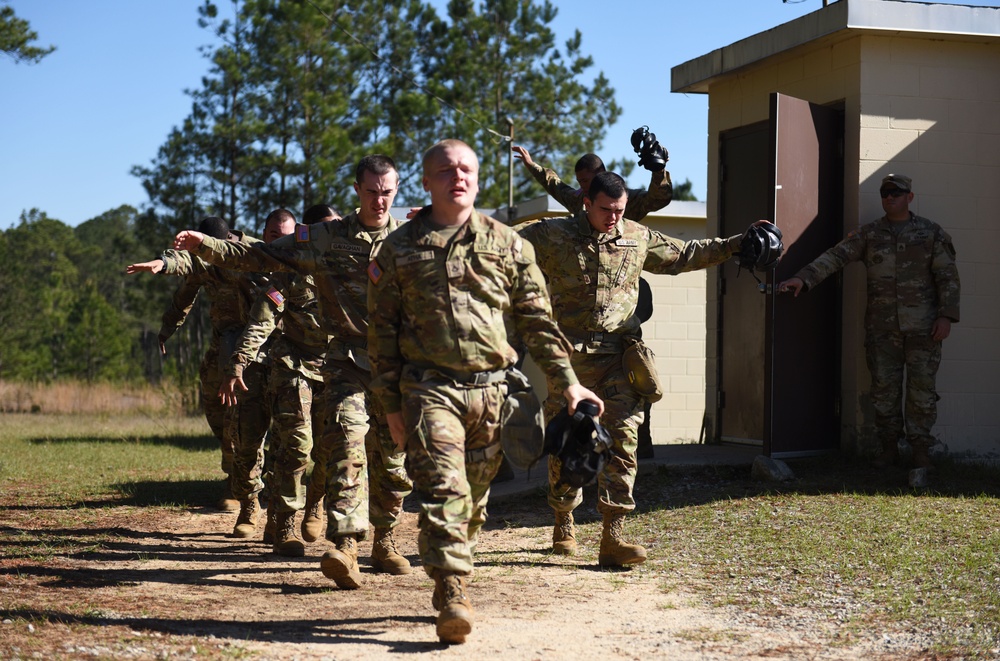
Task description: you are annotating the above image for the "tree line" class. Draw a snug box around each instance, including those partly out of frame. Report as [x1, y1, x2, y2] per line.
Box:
[2, 0, 696, 387]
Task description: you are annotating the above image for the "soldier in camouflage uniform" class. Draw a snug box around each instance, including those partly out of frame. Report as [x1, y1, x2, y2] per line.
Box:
[172, 156, 413, 588]
[779, 174, 960, 469]
[367, 139, 603, 645]
[127, 217, 264, 512]
[511, 144, 672, 221]
[520, 171, 745, 567]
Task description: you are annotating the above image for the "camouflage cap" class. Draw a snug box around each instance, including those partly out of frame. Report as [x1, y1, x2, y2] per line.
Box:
[881, 174, 912, 192]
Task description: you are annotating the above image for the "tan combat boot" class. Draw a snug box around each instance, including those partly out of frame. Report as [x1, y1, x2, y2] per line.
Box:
[434, 572, 474, 644]
[598, 513, 647, 567]
[320, 535, 362, 589]
[262, 491, 277, 544]
[232, 497, 261, 538]
[371, 527, 411, 575]
[217, 478, 240, 512]
[552, 511, 577, 556]
[300, 490, 324, 543]
[872, 439, 899, 469]
[273, 511, 306, 557]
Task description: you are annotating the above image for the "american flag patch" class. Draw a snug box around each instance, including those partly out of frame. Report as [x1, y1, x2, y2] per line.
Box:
[367, 260, 383, 284]
[266, 287, 285, 306]
[296, 224, 310, 242]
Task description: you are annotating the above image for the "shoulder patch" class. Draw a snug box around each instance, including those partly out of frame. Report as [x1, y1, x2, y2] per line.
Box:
[266, 287, 285, 306]
[367, 260, 383, 285]
[296, 224, 310, 243]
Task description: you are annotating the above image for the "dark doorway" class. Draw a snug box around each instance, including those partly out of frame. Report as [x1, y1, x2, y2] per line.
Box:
[717, 93, 844, 457]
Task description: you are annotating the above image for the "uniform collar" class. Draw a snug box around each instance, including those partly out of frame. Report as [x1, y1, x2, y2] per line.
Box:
[345, 210, 398, 240]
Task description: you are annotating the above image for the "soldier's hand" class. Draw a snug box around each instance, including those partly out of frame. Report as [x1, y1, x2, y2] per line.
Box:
[563, 384, 605, 417]
[511, 145, 534, 167]
[157, 334, 168, 356]
[778, 277, 805, 297]
[406, 207, 423, 220]
[174, 230, 206, 251]
[931, 317, 952, 342]
[219, 375, 247, 407]
[125, 259, 164, 275]
[386, 411, 407, 451]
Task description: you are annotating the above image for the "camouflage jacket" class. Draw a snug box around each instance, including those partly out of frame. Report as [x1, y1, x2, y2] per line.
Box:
[794, 214, 960, 333]
[520, 215, 740, 353]
[157, 231, 265, 339]
[228, 272, 330, 381]
[522, 159, 673, 221]
[191, 211, 399, 365]
[367, 207, 578, 414]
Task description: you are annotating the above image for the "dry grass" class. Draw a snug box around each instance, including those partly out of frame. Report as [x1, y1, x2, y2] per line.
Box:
[0, 379, 192, 416]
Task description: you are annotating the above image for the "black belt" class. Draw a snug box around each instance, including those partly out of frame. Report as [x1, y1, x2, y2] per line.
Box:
[421, 367, 507, 386]
[563, 329, 625, 346]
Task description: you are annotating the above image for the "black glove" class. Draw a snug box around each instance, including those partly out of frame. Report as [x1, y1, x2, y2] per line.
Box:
[630, 125, 668, 172]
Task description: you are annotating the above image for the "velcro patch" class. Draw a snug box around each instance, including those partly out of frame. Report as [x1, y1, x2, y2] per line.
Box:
[332, 241, 370, 255]
[296, 225, 310, 243]
[266, 287, 285, 306]
[367, 260, 383, 285]
[616, 239, 639, 247]
[396, 250, 434, 266]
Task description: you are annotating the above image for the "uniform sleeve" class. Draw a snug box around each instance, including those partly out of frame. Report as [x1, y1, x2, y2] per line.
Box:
[795, 231, 867, 291]
[521, 159, 584, 214]
[367, 245, 405, 414]
[509, 236, 578, 392]
[624, 169, 674, 221]
[643, 230, 740, 275]
[161, 248, 206, 277]
[932, 227, 961, 322]
[226, 284, 283, 377]
[194, 234, 305, 275]
[158, 276, 201, 340]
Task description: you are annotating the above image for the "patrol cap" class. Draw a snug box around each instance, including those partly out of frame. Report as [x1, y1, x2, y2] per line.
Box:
[880, 174, 912, 192]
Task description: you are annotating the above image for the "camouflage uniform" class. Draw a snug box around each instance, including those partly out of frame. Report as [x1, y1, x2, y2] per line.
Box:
[791, 213, 960, 451]
[520, 160, 673, 221]
[520, 215, 741, 516]
[229, 272, 330, 510]
[368, 207, 579, 576]
[160, 241, 273, 501]
[189, 213, 412, 539]
[157, 233, 263, 479]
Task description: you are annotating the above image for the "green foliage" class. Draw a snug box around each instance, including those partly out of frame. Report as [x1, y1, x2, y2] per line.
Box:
[673, 178, 698, 202]
[132, 0, 621, 221]
[0, 5, 55, 64]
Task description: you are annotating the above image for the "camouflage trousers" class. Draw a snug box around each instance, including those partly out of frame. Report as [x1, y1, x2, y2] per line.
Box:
[227, 361, 272, 500]
[865, 330, 942, 449]
[401, 370, 506, 577]
[319, 358, 411, 539]
[544, 352, 643, 517]
[267, 359, 325, 514]
[198, 342, 230, 476]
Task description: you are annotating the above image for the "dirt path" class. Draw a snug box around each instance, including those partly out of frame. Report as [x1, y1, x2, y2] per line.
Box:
[1, 496, 924, 660]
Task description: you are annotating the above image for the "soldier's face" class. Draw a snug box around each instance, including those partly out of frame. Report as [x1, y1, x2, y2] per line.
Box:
[584, 192, 627, 234]
[264, 217, 295, 243]
[576, 168, 598, 195]
[880, 186, 913, 219]
[422, 145, 479, 211]
[354, 170, 399, 228]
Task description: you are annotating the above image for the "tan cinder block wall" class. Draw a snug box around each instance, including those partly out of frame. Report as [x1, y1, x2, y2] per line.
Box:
[857, 35, 1000, 457]
[702, 31, 1000, 458]
[642, 216, 710, 443]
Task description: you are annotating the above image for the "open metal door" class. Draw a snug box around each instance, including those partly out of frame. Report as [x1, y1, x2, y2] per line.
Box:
[718, 94, 842, 456]
[765, 93, 843, 457]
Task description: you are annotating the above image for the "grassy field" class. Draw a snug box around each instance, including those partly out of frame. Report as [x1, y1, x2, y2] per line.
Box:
[2, 412, 999, 658]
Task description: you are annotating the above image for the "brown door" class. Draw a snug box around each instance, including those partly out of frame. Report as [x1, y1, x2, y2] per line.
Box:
[717, 94, 843, 456]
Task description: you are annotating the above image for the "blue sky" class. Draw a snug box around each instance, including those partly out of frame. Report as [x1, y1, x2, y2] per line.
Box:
[1, 0, 994, 229]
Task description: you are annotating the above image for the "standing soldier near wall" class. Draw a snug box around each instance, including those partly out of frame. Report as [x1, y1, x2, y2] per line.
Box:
[779, 174, 960, 469]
